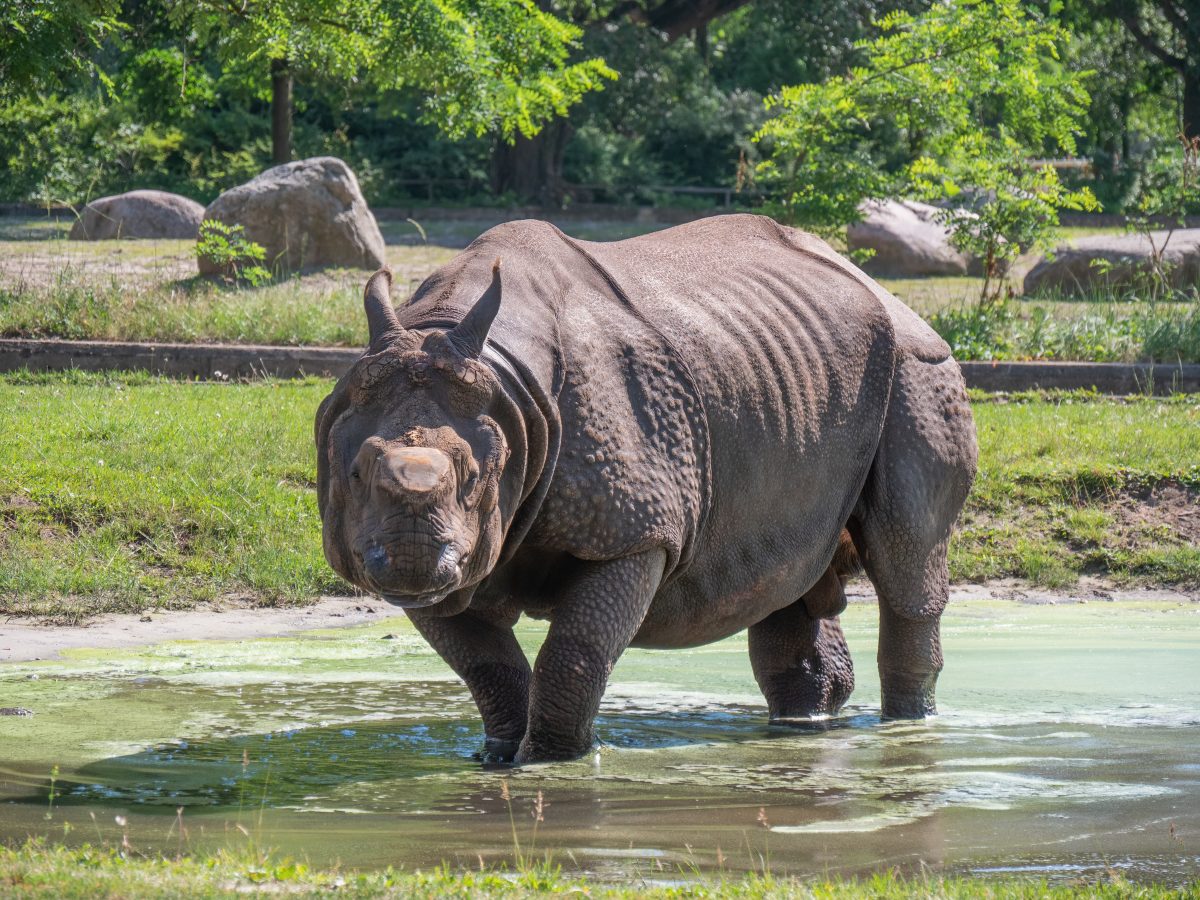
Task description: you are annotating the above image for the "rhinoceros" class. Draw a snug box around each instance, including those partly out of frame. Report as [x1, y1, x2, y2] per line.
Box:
[316, 215, 977, 764]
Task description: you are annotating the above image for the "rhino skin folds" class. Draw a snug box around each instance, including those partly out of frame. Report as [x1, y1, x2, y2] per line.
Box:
[315, 214, 978, 764]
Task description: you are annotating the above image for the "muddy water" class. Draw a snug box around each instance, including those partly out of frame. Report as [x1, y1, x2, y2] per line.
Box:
[1, 600, 1197, 883]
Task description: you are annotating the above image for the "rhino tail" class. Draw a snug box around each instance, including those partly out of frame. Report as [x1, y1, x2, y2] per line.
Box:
[831, 528, 863, 583]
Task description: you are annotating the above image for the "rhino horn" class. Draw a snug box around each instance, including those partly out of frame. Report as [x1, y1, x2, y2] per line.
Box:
[364, 268, 403, 348]
[448, 259, 502, 358]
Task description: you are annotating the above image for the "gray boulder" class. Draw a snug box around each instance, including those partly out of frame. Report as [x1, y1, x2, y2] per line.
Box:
[69, 190, 204, 240]
[848, 199, 972, 277]
[200, 157, 385, 275]
[1024, 230, 1200, 296]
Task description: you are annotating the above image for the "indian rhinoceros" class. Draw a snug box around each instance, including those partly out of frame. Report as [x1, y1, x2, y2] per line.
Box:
[315, 215, 977, 764]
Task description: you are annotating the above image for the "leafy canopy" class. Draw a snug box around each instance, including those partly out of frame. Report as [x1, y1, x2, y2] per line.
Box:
[173, 0, 617, 140]
[755, 0, 1099, 300]
[0, 0, 123, 99]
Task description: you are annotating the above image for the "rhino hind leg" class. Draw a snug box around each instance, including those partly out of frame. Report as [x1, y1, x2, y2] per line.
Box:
[849, 356, 977, 719]
[748, 566, 855, 720]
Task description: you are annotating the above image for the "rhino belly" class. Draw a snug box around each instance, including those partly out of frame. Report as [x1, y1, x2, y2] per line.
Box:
[631, 454, 868, 649]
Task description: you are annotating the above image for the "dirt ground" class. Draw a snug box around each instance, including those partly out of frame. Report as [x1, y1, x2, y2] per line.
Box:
[0, 596, 392, 663]
[2, 581, 1194, 664]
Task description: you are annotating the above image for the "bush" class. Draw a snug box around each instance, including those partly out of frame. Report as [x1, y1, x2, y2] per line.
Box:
[755, 0, 1098, 303]
[195, 221, 271, 286]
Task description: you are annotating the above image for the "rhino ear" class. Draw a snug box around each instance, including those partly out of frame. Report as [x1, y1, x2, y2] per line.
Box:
[364, 268, 402, 347]
[448, 259, 502, 358]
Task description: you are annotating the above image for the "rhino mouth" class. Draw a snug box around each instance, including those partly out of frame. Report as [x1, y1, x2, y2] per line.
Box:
[359, 540, 465, 606]
[381, 589, 454, 609]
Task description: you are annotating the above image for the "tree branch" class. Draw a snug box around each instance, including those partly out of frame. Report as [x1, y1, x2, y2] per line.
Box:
[1115, 5, 1186, 71]
[1154, 0, 1190, 38]
[605, 0, 754, 41]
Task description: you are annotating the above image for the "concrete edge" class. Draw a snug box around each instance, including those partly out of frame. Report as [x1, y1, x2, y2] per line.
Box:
[0, 338, 360, 380]
[1, 338, 1198, 394]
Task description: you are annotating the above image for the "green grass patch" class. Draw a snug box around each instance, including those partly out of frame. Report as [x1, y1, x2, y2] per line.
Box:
[0, 841, 1191, 899]
[926, 299, 1200, 363]
[0, 236, 457, 346]
[0, 373, 349, 621]
[952, 390, 1200, 587]
[0, 376, 1197, 621]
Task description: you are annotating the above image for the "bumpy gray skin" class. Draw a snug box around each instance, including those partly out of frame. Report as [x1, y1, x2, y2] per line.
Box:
[316, 215, 978, 764]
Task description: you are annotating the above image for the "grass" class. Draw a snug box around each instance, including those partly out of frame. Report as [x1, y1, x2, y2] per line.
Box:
[0, 841, 1193, 899]
[0, 373, 1196, 621]
[955, 389, 1200, 588]
[2, 217, 1198, 360]
[0, 372, 348, 620]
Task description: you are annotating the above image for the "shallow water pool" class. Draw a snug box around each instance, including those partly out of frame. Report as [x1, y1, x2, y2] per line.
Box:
[1, 599, 1197, 883]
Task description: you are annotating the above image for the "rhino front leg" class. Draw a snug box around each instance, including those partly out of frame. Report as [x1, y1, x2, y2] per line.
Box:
[516, 550, 666, 764]
[407, 609, 531, 762]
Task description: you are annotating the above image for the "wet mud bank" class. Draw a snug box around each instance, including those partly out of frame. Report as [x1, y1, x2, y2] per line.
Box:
[3, 582, 1195, 664]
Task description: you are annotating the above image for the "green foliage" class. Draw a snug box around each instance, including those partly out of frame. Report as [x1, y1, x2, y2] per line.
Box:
[1120, 134, 1200, 304]
[0, 1, 616, 206]
[0, 73, 269, 204]
[912, 144, 1099, 303]
[927, 298, 1200, 363]
[195, 221, 271, 286]
[173, 0, 616, 142]
[564, 25, 768, 196]
[0, 1, 122, 99]
[755, 0, 1099, 301]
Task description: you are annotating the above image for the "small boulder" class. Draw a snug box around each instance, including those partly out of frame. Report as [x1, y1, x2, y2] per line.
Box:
[1023, 230, 1200, 296]
[200, 157, 385, 275]
[848, 199, 972, 277]
[69, 190, 204, 241]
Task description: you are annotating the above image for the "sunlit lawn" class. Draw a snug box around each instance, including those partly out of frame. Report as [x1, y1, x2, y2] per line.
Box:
[1, 840, 1188, 899]
[1, 372, 1195, 622]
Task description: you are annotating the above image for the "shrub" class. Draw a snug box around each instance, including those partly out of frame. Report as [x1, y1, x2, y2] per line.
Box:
[755, 0, 1098, 303]
[195, 221, 271, 286]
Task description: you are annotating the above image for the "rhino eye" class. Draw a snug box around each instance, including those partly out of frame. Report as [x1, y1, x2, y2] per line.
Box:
[350, 467, 362, 481]
[462, 471, 479, 495]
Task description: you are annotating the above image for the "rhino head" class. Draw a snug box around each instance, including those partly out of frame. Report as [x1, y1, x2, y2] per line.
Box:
[316, 262, 510, 610]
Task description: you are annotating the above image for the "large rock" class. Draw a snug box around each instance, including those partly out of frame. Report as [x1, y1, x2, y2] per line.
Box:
[200, 157, 385, 275]
[69, 190, 204, 240]
[848, 199, 972, 277]
[1024, 230, 1200, 296]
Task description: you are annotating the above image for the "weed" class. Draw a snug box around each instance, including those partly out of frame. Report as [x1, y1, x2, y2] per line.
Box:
[194, 221, 271, 287]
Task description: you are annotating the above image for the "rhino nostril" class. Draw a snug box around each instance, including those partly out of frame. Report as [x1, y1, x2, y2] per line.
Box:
[363, 545, 390, 577]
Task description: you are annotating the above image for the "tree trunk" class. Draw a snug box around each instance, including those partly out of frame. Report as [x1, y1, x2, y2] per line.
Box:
[271, 58, 293, 165]
[1183, 66, 1200, 140]
[489, 120, 574, 206]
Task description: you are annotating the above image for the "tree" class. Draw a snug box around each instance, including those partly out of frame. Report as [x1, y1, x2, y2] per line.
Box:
[1096, 0, 1200, 138]
[489, 0, 756, 203]
[755, 0, 1098, 303]
[172, 0, 616, 165]
[1, 0, 122, 99]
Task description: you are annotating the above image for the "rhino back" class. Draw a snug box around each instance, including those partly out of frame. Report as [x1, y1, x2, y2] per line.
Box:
[402, 217, 899, 644]
[573, 216, 897, 644]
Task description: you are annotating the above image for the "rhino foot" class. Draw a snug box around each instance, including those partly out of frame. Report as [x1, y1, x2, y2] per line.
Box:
[879, 670, 938, 719]
[749, 604, 855, 721]
[475, 736, 521, 766]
